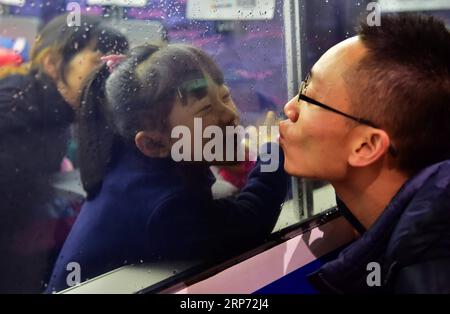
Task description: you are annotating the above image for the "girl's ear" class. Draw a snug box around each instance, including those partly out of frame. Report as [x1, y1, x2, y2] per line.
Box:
[135, 131, 171, 158]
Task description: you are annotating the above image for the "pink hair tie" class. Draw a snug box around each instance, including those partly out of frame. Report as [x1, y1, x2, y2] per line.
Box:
[101, 54, 127, 72]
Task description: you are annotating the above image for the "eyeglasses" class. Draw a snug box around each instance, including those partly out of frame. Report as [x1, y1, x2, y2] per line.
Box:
[298, 74, 398, 157]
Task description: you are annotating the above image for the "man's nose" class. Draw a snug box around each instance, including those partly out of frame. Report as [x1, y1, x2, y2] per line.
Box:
[284, 97, 299, 123]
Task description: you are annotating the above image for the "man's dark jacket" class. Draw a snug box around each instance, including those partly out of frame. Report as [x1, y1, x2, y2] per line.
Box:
[310, 160, 450, 294]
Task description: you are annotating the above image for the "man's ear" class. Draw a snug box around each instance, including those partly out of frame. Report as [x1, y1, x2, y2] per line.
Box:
[41, 53, 60, 81]
[348, 129, 390, 167]
[135, 131, 171, 158]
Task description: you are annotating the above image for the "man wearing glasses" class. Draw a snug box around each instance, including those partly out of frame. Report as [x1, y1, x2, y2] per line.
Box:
[279, 14, 450, 293]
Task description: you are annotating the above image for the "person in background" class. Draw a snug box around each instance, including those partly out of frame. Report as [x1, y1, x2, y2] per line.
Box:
[0, 14, 128, 293]
[280, 14, 450, 293]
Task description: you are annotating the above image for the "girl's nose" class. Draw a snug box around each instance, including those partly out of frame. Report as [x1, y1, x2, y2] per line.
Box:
[219, 102, 239, 126]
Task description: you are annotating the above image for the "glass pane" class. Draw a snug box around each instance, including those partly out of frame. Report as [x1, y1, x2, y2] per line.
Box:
[0, 0, 291, 293]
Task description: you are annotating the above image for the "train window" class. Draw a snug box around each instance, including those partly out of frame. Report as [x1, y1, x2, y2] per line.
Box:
[0, 0, 293, 293]
[1, 0, 448, 295]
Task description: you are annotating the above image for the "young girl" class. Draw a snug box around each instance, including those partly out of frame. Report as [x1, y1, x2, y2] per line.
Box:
[47, 44, 287, 292]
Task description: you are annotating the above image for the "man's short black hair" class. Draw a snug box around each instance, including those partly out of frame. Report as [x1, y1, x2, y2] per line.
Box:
[348, 13, 450, 175]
